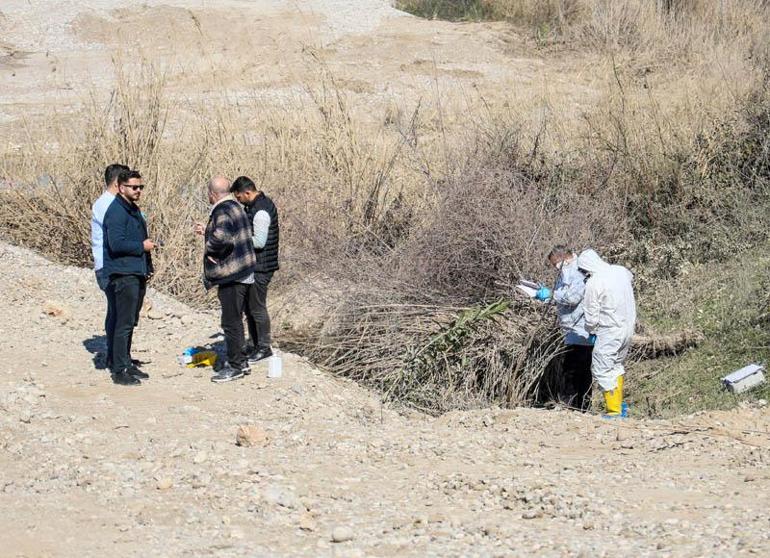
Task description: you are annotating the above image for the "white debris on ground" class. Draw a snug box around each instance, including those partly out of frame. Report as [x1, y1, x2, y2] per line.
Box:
[1, 240, 769, 556]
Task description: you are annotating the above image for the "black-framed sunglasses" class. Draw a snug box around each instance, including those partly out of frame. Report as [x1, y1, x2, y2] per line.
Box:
[125, 184, 145, 191]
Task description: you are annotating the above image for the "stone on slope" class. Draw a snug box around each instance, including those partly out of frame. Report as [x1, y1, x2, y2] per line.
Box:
[236, 425, 269, 447]
[331, 525, 355, 543]
[193, 450, 208, 464]
[263, 485, 302, 509]
[299, 512, 318, 532]
[146, 309, 164, 320]
[42, 301, 70, 320]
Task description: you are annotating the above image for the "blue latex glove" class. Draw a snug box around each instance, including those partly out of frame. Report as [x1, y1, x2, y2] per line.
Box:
[588, 334, 597, 345]
[535, 286, 552, 301]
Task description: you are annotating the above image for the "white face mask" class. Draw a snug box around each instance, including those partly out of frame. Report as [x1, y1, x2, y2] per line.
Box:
[552, 258, 567, 271]
[552, 254, 574, 270]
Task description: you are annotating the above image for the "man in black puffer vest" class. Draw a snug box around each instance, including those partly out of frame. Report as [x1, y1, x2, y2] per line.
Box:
[230, 176, 279, 364]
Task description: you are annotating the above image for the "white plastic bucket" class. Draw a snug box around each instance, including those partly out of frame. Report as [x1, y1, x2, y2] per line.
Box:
[267, 355, 282, 378]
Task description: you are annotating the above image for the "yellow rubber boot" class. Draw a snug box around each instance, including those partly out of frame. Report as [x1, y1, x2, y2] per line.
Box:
[602, 375, 624, 416]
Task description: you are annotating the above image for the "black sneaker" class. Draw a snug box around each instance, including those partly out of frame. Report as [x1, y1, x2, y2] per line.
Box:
[129, 366, 149, 380]
[112, 368, 141, 386]
[107, 358, 144, 369]
[211, 365, 245, 384]
[247, 347, 273, 364]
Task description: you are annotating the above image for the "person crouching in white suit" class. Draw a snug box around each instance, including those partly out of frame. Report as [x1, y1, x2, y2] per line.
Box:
[576, 249, 637, 417]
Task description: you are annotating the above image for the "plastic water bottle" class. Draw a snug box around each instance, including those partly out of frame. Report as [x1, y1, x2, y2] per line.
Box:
[267, 355, 282, 378]
[621, 401, 629, 418]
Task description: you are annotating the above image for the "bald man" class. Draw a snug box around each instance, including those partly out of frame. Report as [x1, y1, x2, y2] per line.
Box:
[195, 176, 258, 383]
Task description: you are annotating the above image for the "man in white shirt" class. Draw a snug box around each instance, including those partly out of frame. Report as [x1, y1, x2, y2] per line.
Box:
[91, 163, 128, 369]
[230, 176, 280, 365]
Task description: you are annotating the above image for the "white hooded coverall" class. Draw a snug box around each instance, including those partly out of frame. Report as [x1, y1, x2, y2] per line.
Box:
[576, 249, 637, 392]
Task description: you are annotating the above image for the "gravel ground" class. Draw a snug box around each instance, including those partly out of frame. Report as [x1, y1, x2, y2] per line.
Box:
[1, 240, 769, 557]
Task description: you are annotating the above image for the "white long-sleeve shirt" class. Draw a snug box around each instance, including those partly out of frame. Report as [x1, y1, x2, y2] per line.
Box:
[252, 210, 271, 249]
[235, 204, 271, 285]
[90, 191, 115, 271]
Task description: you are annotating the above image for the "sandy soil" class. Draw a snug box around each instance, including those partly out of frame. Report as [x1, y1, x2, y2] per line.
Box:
[1, 240, 769, 556]
[0, 0, 603, 139]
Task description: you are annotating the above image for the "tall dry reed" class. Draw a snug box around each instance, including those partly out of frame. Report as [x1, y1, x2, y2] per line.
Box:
[1, 34, 769, 412]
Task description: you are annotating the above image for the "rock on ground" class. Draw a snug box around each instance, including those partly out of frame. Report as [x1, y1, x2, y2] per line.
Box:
[236, 425, 270, 448]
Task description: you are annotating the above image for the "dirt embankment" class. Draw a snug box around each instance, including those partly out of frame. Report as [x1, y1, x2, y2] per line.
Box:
[1, 240, 769, 556]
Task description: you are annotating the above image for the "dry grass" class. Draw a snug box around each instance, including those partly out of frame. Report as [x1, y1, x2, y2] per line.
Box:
[398, 0, 770, 58]
[1, 6, 770, 412]
[282, 298, 565, 413]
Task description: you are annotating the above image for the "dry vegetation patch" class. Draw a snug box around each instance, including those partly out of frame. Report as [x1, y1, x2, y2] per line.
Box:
[2, 2, 770, 413]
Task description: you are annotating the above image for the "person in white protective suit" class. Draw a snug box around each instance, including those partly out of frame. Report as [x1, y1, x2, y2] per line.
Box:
[535, 246, 594, 411]
[576, 249, 636, 417]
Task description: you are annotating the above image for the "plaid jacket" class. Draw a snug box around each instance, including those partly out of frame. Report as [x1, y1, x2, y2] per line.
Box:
[204, 196, 256, 287]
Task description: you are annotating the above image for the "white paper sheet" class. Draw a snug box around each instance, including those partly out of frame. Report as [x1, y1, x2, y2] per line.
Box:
[516, 279, 540, 298]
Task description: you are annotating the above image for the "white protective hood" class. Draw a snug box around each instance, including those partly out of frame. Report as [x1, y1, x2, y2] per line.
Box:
[576, 249, 637, 391]
[576, 248, 611, 276]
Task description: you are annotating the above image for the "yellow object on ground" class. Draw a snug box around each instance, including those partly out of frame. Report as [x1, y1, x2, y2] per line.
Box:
[602, 375, 624, 415]
[186, 351, 218, 368]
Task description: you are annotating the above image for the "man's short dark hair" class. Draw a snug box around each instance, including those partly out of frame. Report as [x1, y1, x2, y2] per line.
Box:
[230, 176, 257, 193]
[548, 245, 572, 260]
[117, 169, 142, 186]
[105, 163, 129, 186]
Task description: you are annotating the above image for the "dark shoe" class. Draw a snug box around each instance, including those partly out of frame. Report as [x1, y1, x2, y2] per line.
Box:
[211, 365, 245, 384]
[106, 358, 143, 369]
[112, 368, 141, 386]
[241, 362, 251, 376]
[247, 347, 273, 364]
[129, 366, 149, 380]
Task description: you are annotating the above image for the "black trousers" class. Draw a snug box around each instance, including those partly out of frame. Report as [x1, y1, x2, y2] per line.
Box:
[96, 269, 117, 366]
[218, 282, 251, 368]
[110, 274, 146, 373]
[245, 272, 273, 350]
[562, 344, 594, 411]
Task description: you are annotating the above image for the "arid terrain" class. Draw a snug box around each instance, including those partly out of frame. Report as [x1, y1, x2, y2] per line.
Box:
[0, 0, 666, 141]
[1, 245, 769, 557]
[2, 1, 770, 556]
